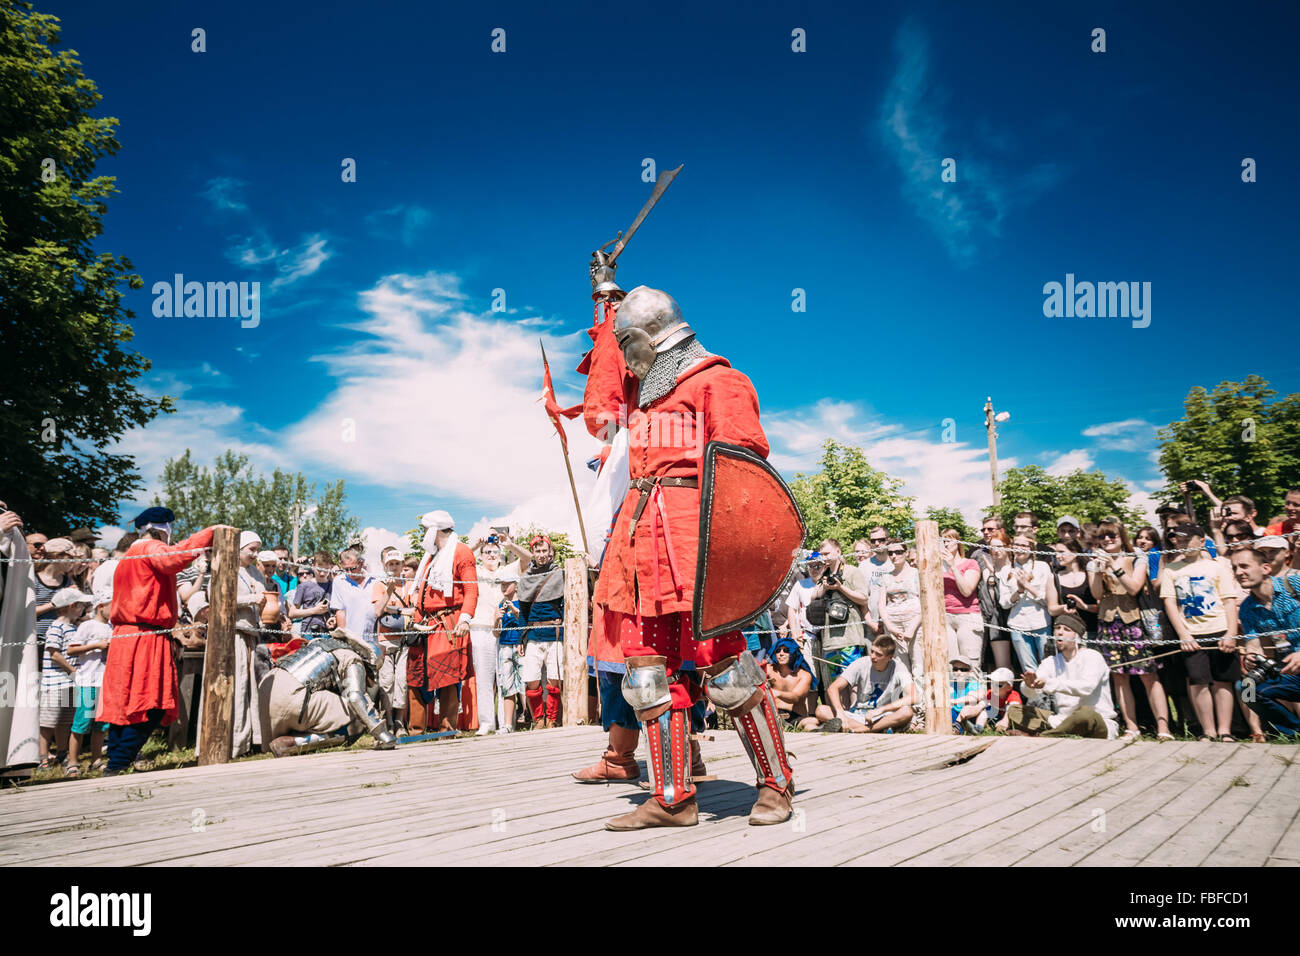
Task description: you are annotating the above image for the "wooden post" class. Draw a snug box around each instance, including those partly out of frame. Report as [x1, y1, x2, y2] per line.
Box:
[562, 555, 589, 727]
[198, 526, 238, 764]
[914, 520, 952, 734]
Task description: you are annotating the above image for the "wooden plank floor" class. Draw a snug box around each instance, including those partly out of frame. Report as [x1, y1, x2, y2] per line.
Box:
[1, 727, 1296, 866]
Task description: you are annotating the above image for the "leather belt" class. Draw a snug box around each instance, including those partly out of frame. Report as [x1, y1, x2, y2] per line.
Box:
[628, 476, 698, 538]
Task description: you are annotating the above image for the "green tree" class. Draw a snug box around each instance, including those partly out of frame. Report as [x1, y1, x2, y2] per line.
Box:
[155, 450, 359, 554]
[1156, 376, 1300, 522]
[0, 1, 171, 531]
[924, 506, 976, 545]
[790, 440, 916, 547]
[993, 465, 1144, 533]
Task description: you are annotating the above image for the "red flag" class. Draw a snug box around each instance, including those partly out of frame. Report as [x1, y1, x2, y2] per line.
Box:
[541, 343, 582, 454]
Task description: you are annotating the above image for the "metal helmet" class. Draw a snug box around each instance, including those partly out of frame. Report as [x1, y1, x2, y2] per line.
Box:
[612, 286, 694, 379]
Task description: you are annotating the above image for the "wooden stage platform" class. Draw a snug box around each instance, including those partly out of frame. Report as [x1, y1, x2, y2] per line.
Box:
[2, 727, 1297, 866]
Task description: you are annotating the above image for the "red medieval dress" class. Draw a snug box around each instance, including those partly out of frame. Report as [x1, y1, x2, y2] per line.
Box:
[582, 307, 769, 711]
[407, 541, 480, 730]
[101, 529, 216, 727]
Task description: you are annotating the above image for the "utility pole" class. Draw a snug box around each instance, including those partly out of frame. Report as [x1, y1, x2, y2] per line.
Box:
[291, 501, 317, 561]
[984, 397, 1009, 508]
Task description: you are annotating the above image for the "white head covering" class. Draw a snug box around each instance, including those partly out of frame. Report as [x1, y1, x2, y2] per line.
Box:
[239, 530, 262, 551]
[420, 510, 454, 554]
[415, 510, 457, 596]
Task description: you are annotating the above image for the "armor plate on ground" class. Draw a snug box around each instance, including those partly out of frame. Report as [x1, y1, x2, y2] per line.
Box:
[692, 441, 806, 641]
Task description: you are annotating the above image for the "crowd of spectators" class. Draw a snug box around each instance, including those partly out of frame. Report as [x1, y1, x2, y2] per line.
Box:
[757, 483, 1300, 743]
[3, 480, 1299, 780]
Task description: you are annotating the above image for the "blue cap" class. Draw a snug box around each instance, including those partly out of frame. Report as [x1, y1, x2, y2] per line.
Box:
[132, 506, 175, 529]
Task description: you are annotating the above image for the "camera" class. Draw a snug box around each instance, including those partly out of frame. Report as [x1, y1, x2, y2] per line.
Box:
[821, 568, 841, 586]
[1245, 654, 1281, 685]
[486, 535, 499, 545]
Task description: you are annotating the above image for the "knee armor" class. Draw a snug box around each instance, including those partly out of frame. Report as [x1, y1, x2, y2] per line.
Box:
[621, 655, 671, 713]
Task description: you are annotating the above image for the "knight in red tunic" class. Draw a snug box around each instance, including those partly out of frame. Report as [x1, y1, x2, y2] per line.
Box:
[407, 509, 479, 733]
[101, 507, 220, 774]
[583, 283, 796, 830]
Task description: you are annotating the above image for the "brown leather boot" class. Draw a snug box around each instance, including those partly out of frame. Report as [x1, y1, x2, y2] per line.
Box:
[407, 689, 428, 734]
[605, 795, 699, 831]
[573, 725, 640, 783]
[748, 782, 795, 826]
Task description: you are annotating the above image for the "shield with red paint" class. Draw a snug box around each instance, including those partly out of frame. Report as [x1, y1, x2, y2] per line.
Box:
[692, 442, 806, 641]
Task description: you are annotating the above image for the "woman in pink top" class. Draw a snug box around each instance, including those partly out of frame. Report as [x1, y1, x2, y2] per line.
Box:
[942, 529, 982, 662]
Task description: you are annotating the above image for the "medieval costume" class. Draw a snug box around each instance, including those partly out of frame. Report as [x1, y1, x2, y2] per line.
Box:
[0, 521, 40, 770]
[257, 629, 396, 756]
[517, 539, 565, 726]
[407, 511, 479, 731]
[101, 508, 215, 774]
[580, 281, 797, 829]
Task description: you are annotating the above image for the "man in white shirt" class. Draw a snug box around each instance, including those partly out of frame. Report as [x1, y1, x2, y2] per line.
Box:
[330, 548, 379, 654]
[1006, 613, 1117, 739]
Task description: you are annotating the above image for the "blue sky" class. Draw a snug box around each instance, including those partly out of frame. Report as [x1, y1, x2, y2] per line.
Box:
[44, 0, 1300, 548]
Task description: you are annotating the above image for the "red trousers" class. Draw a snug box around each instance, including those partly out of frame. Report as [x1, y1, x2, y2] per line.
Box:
[608, 610, 745, 710]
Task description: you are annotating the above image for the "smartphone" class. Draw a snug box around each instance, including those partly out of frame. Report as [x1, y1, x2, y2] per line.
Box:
[492, 526, 509, 537]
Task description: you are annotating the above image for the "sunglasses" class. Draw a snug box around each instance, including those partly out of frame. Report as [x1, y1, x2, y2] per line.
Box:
[887, 549, 905, 556]
[870, 538, 887, 544]
[1098, 531, 1119, 540]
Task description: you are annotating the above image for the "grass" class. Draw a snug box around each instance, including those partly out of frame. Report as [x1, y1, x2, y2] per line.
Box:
[1230, 775, 1251, 787]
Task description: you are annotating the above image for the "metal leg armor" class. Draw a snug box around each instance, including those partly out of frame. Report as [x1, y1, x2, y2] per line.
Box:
[704, 652, 794, 795]
[341, 660, 397, 749]
[622, 655, 695, 808]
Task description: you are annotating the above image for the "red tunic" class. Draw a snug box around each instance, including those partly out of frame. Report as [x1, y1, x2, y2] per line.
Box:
[407, 542, 479, 694]
[592, 356, 769, 617]
[101, 529, 215, 726]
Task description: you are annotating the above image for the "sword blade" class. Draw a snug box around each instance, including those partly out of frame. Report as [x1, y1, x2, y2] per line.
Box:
[607, 164, 683, 263]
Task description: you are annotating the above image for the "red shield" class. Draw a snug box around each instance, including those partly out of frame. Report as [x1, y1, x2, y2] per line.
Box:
[692, 442, 805, 641]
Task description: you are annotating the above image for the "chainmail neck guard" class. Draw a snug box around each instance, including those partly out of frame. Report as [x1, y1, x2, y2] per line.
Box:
[636, 336, 713, 408]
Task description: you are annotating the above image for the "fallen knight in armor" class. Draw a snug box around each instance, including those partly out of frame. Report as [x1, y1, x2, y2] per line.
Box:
[256, 628, 397, 757]
[578, 261, 805, 830]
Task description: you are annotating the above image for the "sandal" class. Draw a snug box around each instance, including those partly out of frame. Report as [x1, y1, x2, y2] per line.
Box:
[1219, 734, 1236, 743]
[38, 756, 56, 770]
[89, 759, 106, 772]
[1157, 732, 1176, 742]
[1119, 729, 1141, 742]
[63, 763, 81, 778]
[1197, 736, 1213, 743]
[1250, 733, 1268, 743]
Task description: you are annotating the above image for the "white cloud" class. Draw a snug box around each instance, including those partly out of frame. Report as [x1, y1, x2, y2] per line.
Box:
[360, 526, 409, 570]
[202, 176, 248, 212]
[1044, 449, 1095, 476]
[764, 400, 1014, 524]
[1081, 418, 1158, 452]
[281, 272, 597, 542]
[879, 20, 1062, 265]
[95, 525, 127, 549]
[271, 235, 331, 288]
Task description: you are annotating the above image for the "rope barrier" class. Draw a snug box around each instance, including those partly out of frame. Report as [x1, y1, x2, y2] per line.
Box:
[0, 545, 211, 566]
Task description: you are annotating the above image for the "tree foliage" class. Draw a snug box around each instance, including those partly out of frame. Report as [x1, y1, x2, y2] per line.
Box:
[155, 450, 359, 554]
[0, 1, 170, 530]
[993, 465, 1145, 533]
[924, 506, 976, 545]
[1156, 376, 1300, 522]
[790, 440, 916, 547]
